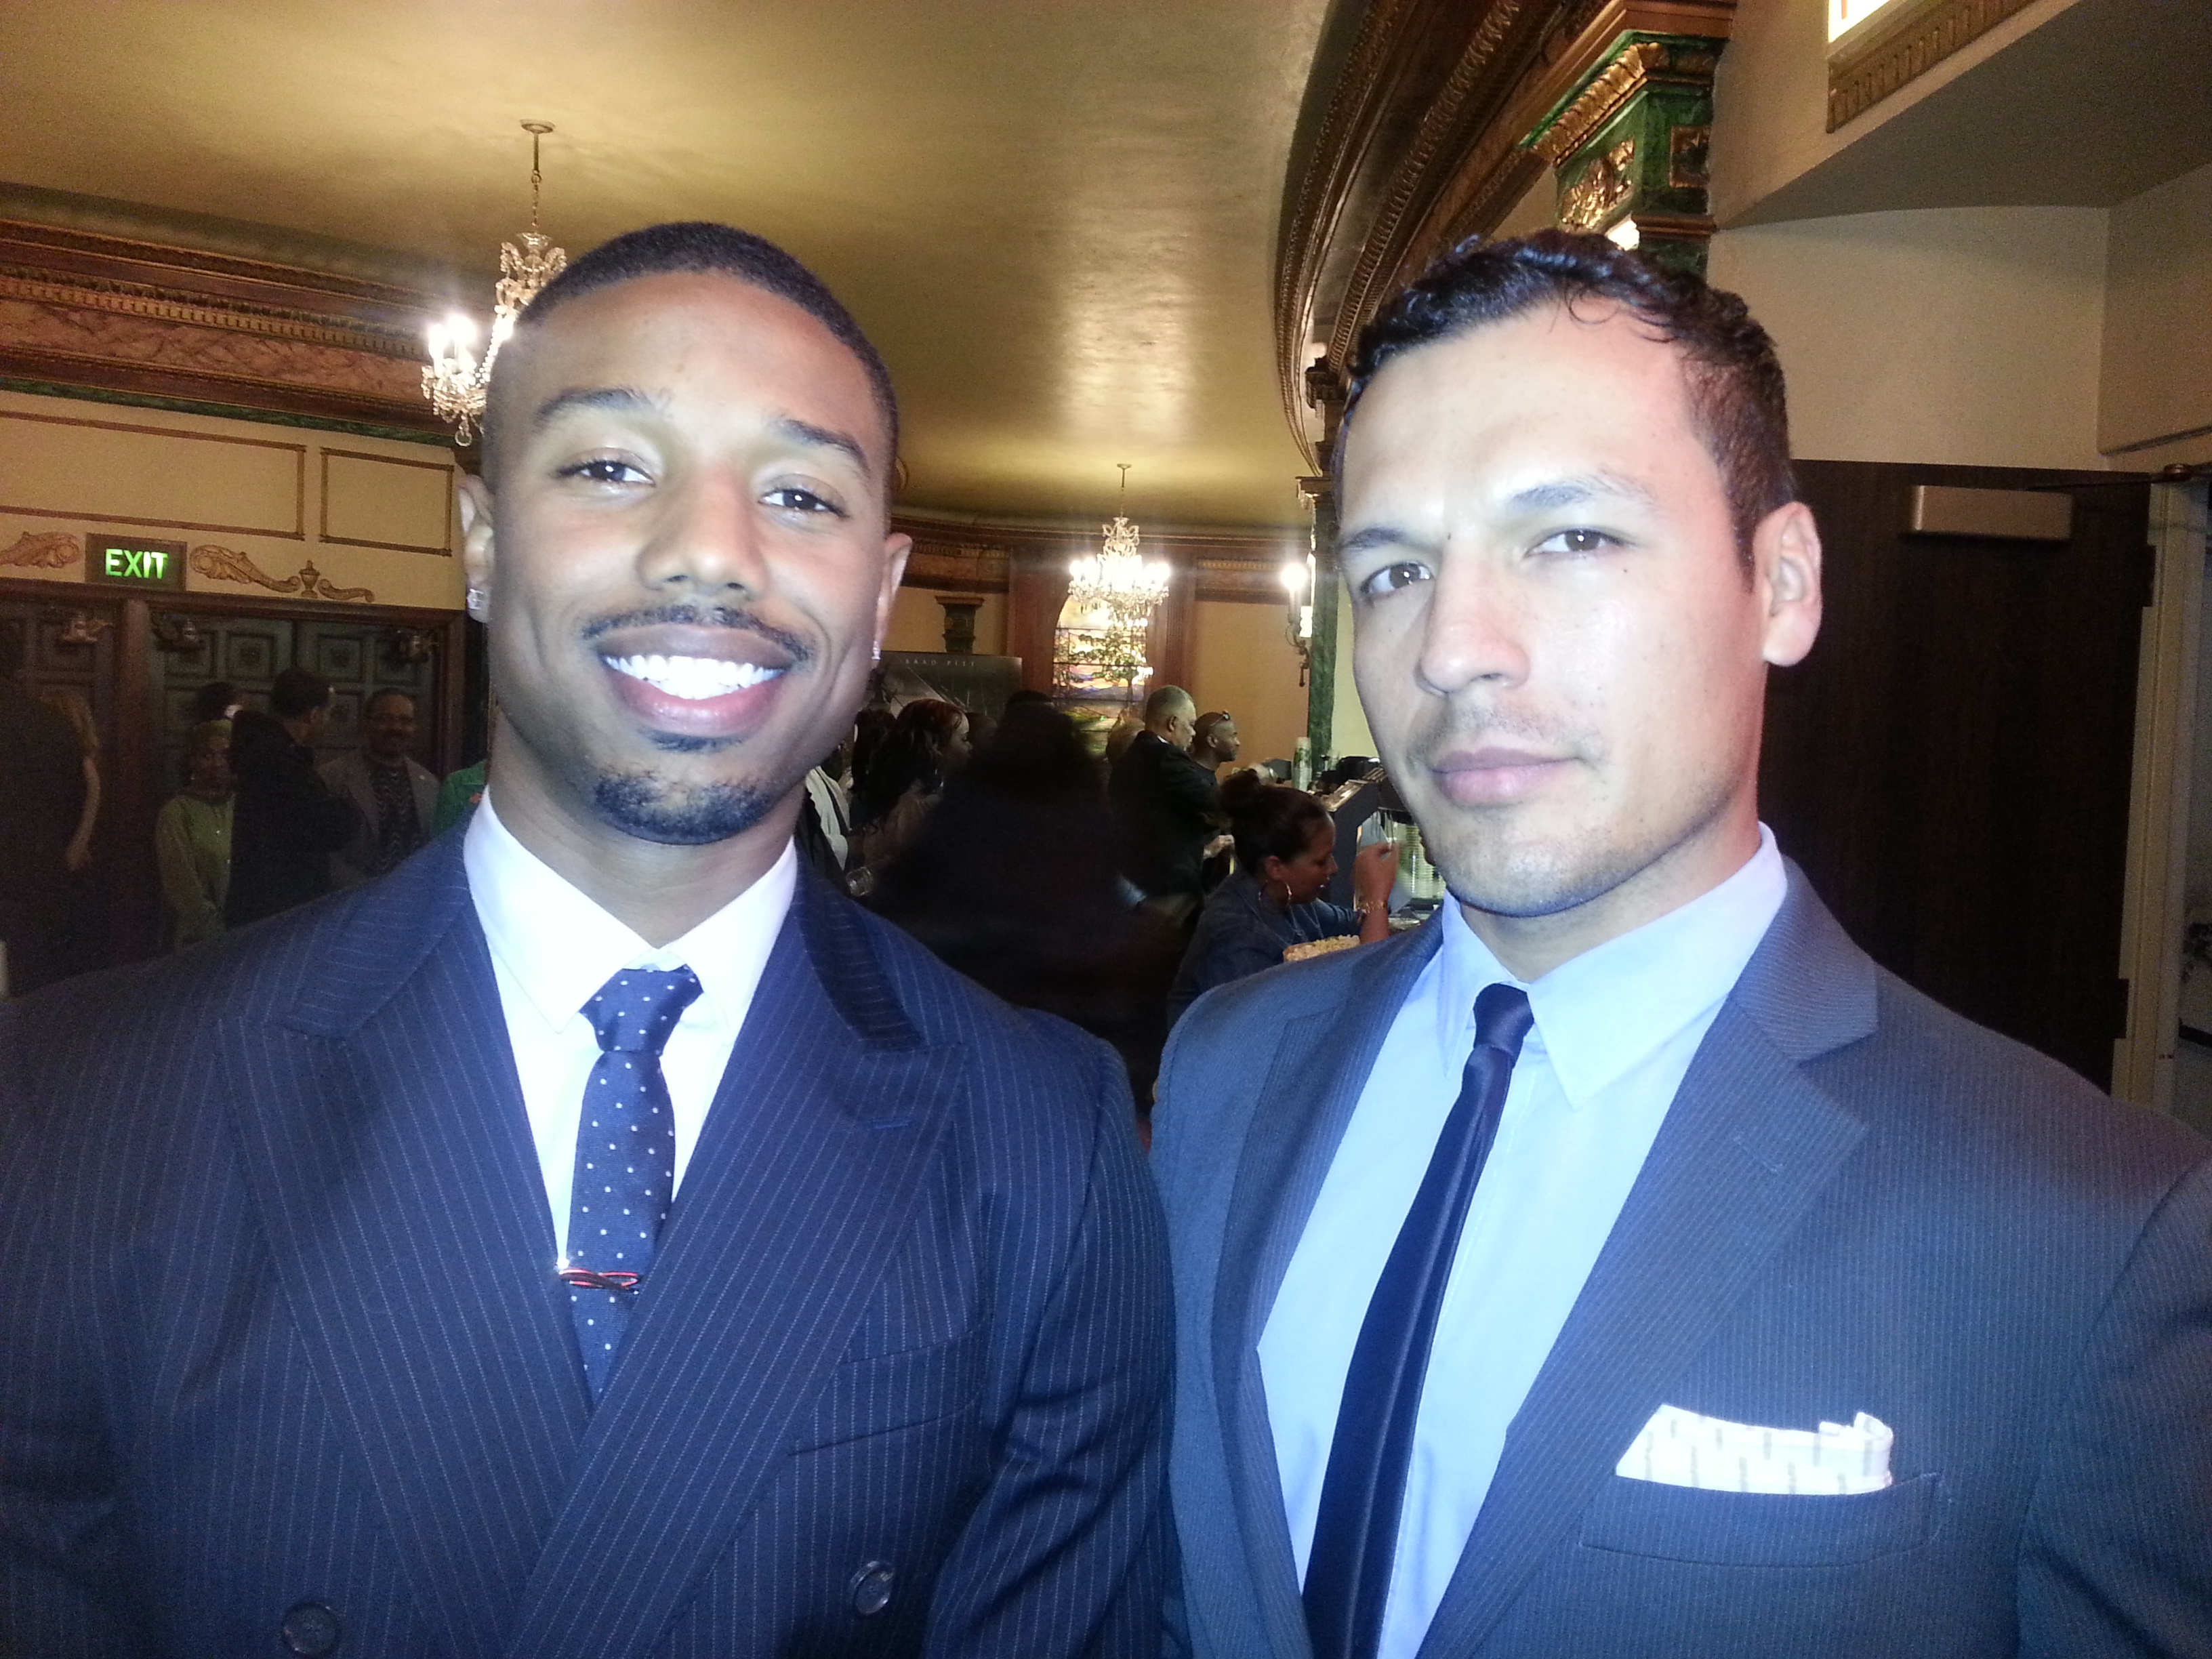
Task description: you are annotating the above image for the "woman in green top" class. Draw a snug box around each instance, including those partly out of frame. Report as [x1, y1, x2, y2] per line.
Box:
[154, 722, 234, 951]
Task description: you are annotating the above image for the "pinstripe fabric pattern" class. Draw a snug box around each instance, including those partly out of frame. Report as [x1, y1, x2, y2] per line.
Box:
[1155, 865, 2212, 1659]
[0, 828, 1172, 1658]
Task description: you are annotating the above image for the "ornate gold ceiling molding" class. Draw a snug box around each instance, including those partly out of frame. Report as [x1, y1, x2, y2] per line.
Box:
[892, 514, 1293, 605]
[1827, 0, 2036, 131]
[1277, 1, 1735, 469]
[0, 219, 447, 438]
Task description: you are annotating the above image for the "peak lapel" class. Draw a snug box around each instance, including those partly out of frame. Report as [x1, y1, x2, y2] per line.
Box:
[1211, 925, 1441, 1659]
[1416, 878, 1875, 1658]
[223, 837, 588, 1659]
[503, 879, 958, 1659]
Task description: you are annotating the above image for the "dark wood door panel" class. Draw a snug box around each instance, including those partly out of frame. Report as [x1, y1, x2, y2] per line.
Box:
[1763, 461, 2148, 1088]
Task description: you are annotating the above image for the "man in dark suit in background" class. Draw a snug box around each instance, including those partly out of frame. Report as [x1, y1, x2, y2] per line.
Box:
[1, 222, 1168, 1658]
[321, 687, 438, 887]
[0, 622, 85, 996]
[1111, 684, 1222, 916]
[226, 665, 360, 925]
[1154, 231, 2212, 1658]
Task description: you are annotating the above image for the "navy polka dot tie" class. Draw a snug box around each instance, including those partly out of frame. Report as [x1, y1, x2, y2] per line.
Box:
[566, 965, 701, 1399]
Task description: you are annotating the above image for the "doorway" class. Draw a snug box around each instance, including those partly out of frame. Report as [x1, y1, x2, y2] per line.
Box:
[1761, 461, 2152, 1090]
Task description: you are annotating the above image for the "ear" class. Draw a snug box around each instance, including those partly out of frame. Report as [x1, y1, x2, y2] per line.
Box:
[1753, 499, 1822, 668]
[458, 474, 497, 600]
[874, 530, 914, 655]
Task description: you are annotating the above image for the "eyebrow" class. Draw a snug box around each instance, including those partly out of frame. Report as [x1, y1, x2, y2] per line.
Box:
[1337, 523, 1429, 562]
[528, 384, 666, 432]
[773, 416, 872, 474]
[1503, 470, 1659, 514]
[527, 390, 873, 474]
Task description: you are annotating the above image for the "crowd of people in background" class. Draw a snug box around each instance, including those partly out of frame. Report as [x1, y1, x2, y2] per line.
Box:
[0, 623, 1402, 1097]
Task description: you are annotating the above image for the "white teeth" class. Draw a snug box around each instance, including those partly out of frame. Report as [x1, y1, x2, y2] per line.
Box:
[605, 653, 781, 701]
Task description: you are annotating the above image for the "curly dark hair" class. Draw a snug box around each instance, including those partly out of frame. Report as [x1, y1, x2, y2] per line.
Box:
[1344, 228, 1794, 569]
[1219, 771, 1330, 874]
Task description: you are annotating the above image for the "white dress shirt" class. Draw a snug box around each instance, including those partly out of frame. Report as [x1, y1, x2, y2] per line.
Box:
[1258, 826, 1788, 1659]
[463, 792, 797, 1267]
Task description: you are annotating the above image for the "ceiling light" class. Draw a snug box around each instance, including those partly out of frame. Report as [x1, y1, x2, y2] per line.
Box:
[423, 121, 568, 445]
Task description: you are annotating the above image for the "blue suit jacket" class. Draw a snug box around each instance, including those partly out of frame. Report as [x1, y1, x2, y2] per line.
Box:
[0, 830, 1171, 1658]
[1153, 867, 2212, 1658]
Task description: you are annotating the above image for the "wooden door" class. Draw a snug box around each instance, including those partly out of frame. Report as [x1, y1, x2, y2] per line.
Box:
[1762, 461, 2151, 1088]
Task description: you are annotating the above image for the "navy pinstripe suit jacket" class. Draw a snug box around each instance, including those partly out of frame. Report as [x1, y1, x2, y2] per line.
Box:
[1154, 867, 2212, 1658]
[0, 830, 1172, 1658]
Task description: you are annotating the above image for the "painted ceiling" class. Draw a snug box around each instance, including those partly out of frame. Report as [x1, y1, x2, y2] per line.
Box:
[0, 1, 1330, 529]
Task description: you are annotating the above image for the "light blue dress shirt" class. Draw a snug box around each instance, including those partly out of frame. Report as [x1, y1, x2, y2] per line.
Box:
[1257, 825, 1788, 1659]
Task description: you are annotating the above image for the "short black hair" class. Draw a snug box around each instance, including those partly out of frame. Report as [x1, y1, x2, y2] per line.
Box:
[269, 668, 333, 720]
[364, 687, 415, 717]
[1345, 229, 1794, 569]
[485, 220, 897, 481]
[188, 680, 237, 722]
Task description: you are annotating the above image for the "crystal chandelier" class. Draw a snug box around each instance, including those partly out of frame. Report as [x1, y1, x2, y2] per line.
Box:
[1067, 465, 1171, 623]
[423, 121, 568, 445]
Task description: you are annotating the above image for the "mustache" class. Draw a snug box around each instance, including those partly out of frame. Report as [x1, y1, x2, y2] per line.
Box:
[579, 602, 813, 665]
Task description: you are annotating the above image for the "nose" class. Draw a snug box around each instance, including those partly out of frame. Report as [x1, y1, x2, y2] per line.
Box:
[634, 466, 767, 598]
[1414, 545, 1529, 699]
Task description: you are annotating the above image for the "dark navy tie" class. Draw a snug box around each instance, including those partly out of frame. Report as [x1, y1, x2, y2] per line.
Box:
[1303, 982, 1535, 1659]
[565, 965, 701, 1399]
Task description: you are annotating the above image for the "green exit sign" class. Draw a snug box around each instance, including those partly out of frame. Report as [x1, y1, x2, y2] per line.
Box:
[87, 536, 187, 591]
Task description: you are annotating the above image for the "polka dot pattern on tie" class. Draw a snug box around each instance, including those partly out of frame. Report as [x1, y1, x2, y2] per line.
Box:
[565, 964, 701, 1400]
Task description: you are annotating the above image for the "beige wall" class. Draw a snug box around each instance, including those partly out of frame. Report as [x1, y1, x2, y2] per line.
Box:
[0, 388, 462, 609]
[1493, 168, 1557, 240]
[1708, 207, 2111, 469]
[1329, 574, 1377, 762]
[2101, 161, 2212, 468]
[884, 583, 1008, 657]
[1187, 596, 1310, 766]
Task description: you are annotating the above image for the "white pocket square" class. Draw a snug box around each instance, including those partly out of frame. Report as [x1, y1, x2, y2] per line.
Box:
[1616, 1404, 1894, 1495]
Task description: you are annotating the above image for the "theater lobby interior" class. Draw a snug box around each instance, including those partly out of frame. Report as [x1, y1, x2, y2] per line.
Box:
[3, 0, 2212, 1128]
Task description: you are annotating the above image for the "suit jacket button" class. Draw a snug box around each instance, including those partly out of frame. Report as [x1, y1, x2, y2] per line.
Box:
[280, 1600, 342, 1656]
[848, 1561, 895, 1617]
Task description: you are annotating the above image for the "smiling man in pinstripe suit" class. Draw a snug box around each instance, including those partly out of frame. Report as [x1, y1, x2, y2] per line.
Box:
[0, 223, 1171, 1659]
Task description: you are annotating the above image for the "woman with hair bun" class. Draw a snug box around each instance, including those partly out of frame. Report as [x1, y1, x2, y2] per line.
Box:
[1166, 771, 1396, 1024]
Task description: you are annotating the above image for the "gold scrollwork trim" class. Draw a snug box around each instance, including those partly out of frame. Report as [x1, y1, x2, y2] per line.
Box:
[0, 529, 82, 569]
[0, 272, 420, 357]
[1827, 0, 2036, 131]
[188, 543, 375, 604]
[1533, 41, 1668, 163]
[1560, 139, 1637, 230]
[1530, 38, 1719, 166]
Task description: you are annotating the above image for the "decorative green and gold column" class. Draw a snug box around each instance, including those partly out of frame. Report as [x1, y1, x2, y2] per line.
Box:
[1525, 33, 1727, 276]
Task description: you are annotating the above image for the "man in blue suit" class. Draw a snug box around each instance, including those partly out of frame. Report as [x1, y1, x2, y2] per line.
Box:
[0, 224, 1169, 1658]
[1154, 230, 2212, 1659]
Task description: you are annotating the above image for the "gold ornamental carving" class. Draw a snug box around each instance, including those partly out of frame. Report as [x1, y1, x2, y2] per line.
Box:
[0, 299, 422, 401]
[1530, 35, 1721, 169]
[1559, 140, 1637, 230]
[189, 543, 375, 604]
[0, 529, 82, 569]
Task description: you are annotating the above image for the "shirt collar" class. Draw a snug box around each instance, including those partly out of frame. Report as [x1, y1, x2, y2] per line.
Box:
[463, 789, 798, 1035]
[1433, 824, 1788, 1107]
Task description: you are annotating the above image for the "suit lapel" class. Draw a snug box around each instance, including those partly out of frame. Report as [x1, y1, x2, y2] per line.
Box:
[1212, 923, 1443, 1659]
[502, 874, 959, 1659]
[224, 837, 588, 1659]
[1415, 874, 1875, 1658]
